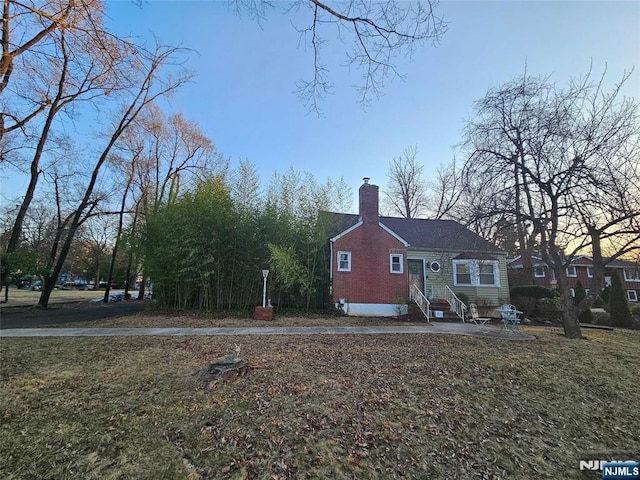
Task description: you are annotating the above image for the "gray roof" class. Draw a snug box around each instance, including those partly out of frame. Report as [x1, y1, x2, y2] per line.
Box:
[606, 257, 638, 269]
[325, 212, 503, 253]
[507, 254, 638, 269]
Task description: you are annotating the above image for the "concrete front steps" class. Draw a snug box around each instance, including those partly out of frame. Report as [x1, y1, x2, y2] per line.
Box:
[429, 299, 463, 322]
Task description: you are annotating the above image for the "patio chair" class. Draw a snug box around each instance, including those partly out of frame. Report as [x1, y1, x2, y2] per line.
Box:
[468, 303, 490, 328]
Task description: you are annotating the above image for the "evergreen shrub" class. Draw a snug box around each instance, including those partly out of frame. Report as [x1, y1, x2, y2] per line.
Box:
[536, 297, 562, 323]
[574, 280, 594, 324]
[609, 271, 633, 328]
[510, 285, 553, 300]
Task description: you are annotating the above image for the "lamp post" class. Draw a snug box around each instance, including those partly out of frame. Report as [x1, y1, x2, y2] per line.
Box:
[262, 269, 269, 308]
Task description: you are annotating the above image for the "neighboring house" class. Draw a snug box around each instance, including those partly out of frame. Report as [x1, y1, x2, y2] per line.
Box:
[507, 255, 640, 302]
[326, 179, 510, 317]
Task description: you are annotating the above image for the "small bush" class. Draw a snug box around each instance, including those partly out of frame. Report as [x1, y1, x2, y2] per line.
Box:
[592, 311, 611, 326]
[510, 285, 554, 300]
[476, 297, 494, 308]
[511, 295, 537, 318]
[630, 303, 640, 315]
[600, 286, 610, 304]
[536, 297, 563, 323]
[406, 302, 427, 322]
[393, 297, 409, 316]
[455, 292, 470, 306]
[574, 280, 594, 324]
[592, 296, 605, 308]
[579, 309, 594, 324]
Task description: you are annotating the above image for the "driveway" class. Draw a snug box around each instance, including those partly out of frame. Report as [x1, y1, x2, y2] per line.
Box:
[0, 301, 148, 329]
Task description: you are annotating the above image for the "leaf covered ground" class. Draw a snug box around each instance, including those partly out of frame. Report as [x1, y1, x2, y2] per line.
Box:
[47, 310, 430, 328]
[1, 326, 638, 479]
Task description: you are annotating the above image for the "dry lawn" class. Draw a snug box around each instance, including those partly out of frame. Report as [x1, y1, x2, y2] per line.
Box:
[1, 287, 116, 307]
[1, 327, 639, 479]
[48, 310, 430, 328]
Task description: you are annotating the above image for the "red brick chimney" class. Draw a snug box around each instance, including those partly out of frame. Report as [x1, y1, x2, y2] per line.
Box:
[359, 177, 379, 223]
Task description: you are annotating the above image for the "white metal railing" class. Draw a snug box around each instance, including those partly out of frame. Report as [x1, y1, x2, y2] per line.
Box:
[409, 284, 430, 322]
[444, 285, 467, 322]
[429, 285, 468, 322]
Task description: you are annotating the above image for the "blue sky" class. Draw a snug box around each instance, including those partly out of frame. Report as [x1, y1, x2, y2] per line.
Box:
[3, 1, 639, 212]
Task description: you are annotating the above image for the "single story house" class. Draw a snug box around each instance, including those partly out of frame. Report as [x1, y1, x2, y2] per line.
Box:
[326, 179, 510, 317]
[508, 255, 640, 302]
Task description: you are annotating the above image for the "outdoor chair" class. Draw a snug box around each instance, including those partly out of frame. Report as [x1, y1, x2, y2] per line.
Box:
[468, 303, 490, 328]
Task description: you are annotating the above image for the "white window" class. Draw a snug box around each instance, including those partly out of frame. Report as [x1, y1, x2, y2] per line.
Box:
[570, 288, 575, 297]
[624, 268, 640, 282]
[566, 266, 577, 277]
[628, 290, 638, 302]
[390, 254, 403, 274]
[479, 263, 496, 285]
[453, 260, 500, 287]
[337, 251, 351, 272]
[586, 267, 593, 278]
[585, 289, 591, 297]
[534, 266, 546, 278]
[454, 262, 472, 285]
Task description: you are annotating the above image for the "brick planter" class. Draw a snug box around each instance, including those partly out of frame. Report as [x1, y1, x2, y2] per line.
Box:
[254, 306, 273, 321]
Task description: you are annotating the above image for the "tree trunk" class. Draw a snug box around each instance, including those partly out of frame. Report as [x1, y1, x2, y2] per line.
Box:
[6, 39, 69, 254]
[103, 169, 133, 303]
[1, 279, 8, 303]
[561, 292, 582, 339]
[136, 271, 146, 300]
[554, 266, 583, 339]
[123, 205, 140, 300]
[588, 227, 605, 299]
[38, 273, 57, 308]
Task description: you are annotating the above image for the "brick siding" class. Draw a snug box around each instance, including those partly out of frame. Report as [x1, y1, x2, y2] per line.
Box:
[332, 221, 407, 304]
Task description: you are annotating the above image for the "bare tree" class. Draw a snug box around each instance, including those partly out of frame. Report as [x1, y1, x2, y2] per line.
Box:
[428, 157, 463, 220]
[237, 0, 447, 113]
[101, 148, 141, 302]
[383, 145, 427, 218]
[113, 104, 224, 300]
[4, 24, 135, 255]
[101, 105, 222, 302]
[1, 0, 71, 137]
[566, 100, 640, 290]
[37, 44, 193, 308]
[0, 2, 144, 302]
[139, 106, 220, 212]
[461, 68, 640, 339]
[0, 0, 132, 139]
[76, 215, 114, 289]
[1, 0, 151, 310]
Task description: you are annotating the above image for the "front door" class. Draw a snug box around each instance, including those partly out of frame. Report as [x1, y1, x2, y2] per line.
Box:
[408, 259, 424, 296]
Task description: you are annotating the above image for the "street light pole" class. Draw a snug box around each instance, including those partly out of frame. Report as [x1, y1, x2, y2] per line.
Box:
[262, 270, 269, 308]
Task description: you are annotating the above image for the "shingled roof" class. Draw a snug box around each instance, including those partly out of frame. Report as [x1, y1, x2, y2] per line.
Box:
[325, 212, 503, 253]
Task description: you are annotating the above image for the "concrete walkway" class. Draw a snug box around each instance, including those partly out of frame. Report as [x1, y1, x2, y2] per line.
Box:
[0, 323, 536, 340]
